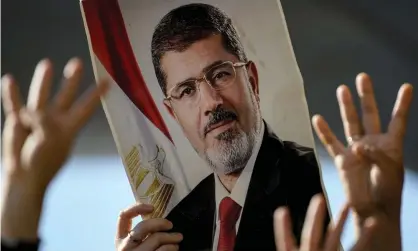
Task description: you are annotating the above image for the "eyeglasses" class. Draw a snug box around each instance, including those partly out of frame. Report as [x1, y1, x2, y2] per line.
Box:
[164, 61, 248, 107]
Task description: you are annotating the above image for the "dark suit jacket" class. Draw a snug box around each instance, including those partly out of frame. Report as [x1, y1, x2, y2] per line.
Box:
[166, 122, 330, 251]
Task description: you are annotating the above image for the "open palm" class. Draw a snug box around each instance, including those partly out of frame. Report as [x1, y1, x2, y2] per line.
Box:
[312, 73, 413, 219]
[2, 58, 108, 191]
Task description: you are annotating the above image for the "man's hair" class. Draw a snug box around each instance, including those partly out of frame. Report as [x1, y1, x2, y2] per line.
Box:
[151, 3, 248, 95]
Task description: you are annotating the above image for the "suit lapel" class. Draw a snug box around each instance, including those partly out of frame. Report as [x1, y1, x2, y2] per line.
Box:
[234, 122, 289, 250]
[185, 175, 216, 250]
[167, 174, 216, 251]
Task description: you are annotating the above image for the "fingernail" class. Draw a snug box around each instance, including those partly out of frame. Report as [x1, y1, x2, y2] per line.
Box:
[64, 58, 82, 78]
[37, 58, 52, 72]
[39, 58, 52, 67]
[311, 114, 320, 121]
[274, 207, 286, 220]
[356, 72, 369, 82]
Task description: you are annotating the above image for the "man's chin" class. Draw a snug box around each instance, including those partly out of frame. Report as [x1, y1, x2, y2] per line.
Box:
[203, 127, 253, 175]
[206, 131, 239, 152]
[204, 147, 247, 175]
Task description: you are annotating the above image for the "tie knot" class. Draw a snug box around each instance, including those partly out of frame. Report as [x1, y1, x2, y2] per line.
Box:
[219, 197, 242, 223]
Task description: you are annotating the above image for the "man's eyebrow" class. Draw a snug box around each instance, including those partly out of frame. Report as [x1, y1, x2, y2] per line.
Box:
[173, 60, 225, 87]
[202, 60, 224, 73]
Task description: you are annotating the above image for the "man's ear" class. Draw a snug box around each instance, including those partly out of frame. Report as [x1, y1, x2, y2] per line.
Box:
[164, 100, 176, 119]
[247, 60, 260, 102]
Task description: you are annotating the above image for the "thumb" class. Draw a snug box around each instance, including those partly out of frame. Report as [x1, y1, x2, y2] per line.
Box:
[352, 143, 400, 172]
[19, 109, 37, 130]
[19, 109, 60, 137]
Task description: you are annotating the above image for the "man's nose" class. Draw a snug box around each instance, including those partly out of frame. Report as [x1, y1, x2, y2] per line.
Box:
[199, 81, 223, 116]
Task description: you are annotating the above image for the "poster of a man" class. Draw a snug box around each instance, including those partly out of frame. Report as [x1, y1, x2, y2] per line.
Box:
[81, 1, 331, 250]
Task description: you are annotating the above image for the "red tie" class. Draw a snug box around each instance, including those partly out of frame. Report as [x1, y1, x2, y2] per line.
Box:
[217, 197, 242, 251]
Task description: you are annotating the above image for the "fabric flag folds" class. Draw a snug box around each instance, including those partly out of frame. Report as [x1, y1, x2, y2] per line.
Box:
[80, 0, 190, 219]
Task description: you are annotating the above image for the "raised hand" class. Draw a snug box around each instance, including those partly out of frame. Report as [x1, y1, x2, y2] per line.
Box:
[274, 194, 376, 251]
[1, 58, 108, 240]
[2, 58, 108, 191]
[312, 73, 413, 250]
[116, 203, 183, 251]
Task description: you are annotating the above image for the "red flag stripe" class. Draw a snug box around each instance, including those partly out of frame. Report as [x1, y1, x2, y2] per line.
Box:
[81, 0, 173, 143]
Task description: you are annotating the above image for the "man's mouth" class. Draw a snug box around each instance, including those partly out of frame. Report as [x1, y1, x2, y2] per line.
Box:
[204, 119, 235, 136]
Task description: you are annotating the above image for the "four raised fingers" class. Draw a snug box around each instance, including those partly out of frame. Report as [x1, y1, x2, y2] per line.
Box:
[27, 59, 54, 111]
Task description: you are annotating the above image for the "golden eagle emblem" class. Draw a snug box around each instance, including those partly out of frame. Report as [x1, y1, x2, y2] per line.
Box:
[124, 145, 175, 219]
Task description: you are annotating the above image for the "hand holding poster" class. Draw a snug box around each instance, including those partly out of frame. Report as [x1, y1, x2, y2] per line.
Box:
[81, 1, 331, 250]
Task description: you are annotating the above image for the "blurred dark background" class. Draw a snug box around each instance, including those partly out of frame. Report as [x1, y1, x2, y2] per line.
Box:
[2, 0, 417, 171]
[282, 0, 418, 173]
[1, 1, 418, 250]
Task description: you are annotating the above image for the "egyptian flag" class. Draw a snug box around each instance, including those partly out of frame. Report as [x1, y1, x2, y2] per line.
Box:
[81, 0, 189, 219]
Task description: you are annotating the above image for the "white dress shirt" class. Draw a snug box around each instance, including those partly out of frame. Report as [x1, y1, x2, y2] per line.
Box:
[212, 123, 265, 251]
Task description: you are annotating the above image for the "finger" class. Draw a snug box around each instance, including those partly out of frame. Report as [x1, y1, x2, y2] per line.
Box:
[130, 218, 173, 241]
[388, 83, 413, 140]
[300, 194, 327, 251]
[274, 207, 296, 251]
[355, 73, 381, 134]
[155, 244, 179, 251]
[349, 217, 377, 251]
[54, 58, 84, 110]
[116, 203, 154, 239]
[337, 85, 363, 140]
[27, 59, 54, 111]
[323, 204, 350, 251]
[1, 75, 23, 114]
[138, 232, 183, 251]
[2, 114, 28, 171]
[69, 79, 109, 131]
[312, 115, 345, 158]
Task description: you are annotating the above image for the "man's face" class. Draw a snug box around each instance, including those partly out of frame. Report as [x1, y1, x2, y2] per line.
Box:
[161, 34, 262, 175]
